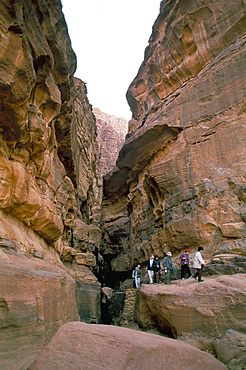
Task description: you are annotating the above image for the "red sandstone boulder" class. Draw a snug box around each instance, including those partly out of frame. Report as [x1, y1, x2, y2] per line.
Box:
[135, 274, 246, 354]
[0, 250, 79, 370]
[29, 321, 226, 370]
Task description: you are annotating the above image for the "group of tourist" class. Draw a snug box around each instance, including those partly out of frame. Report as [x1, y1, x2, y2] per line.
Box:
[132, 247, 205, 288]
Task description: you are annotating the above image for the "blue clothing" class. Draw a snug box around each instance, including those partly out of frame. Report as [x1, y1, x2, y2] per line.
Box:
[163, 256, 174, 269]
[162, 256, 177, 284]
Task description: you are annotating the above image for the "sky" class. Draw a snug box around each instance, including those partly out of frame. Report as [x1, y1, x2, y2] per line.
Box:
[61, 0, 161, 120]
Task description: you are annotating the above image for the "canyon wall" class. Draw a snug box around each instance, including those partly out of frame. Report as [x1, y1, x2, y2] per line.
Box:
[93, 107, 128, 178]
[0, 0, 101, 368]
[0, 0, 245, 367]
[101, 0, 246, 273]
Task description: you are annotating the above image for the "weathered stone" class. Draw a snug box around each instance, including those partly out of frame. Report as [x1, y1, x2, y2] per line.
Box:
[93, 107, 128, 177]
[0, 250, 79, 370]
[135, 275, 246, 354]
[0, 1, 102, 367]
[213, 329, 246, 366]
[70, 78, 101, 225]
[75, 252, 96, 267]
[72, 218, 101, 251]
[101, 0, 246, 274]
[28, 321, 226, 370]
[102, 286, 113, 302]
[66, 264, 101, 324]
[60, 246, 77, 262]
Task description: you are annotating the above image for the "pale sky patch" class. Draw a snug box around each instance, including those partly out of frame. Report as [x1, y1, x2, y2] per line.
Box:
[61, 0, 161, 120]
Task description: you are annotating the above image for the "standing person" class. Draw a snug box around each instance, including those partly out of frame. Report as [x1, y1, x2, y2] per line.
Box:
[162, 252, 177, 284]
[132, 265, 141, 288]
[145, 255, 155, 284]
[153, 255, 162, 284]
[179, 249, 191, 280]
[191, 246, 205, 282]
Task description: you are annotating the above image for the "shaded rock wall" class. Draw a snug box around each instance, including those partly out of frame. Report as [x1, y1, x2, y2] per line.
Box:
[101, 0, 246, 272]
[93, 107, 128, 177]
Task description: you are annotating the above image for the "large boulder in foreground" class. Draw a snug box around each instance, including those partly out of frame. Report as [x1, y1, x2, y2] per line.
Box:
[28, 321, 226, 370]
[135, 274, 246, 353]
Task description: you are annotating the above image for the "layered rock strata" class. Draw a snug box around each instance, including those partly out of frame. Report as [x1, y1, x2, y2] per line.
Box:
[0, 0, 101, 367]
[93, 107, 128, 177]
[135, 275, 246, 354]
[101, 0, 246, 273]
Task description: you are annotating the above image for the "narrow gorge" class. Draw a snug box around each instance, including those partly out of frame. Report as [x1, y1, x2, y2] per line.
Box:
[0, 0, 245, 369]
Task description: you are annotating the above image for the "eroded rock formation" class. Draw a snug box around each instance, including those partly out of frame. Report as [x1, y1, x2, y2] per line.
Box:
[1, 0, 246, 368]
[28, 321, 227, 370]
[93, 107, 128, 177]
[0, 250, 79, 370]
[135, 275, 246, 353]
[101, 0, 246, 273]
[0, 0, 101, 367]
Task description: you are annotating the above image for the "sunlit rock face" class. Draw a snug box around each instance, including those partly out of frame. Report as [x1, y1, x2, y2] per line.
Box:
[0, 0, 101, 269]
[135, 275, 246, 354]
[93, 107, 128, 177]
[0, 0, 101, 367]
[0, 250, 79, 370]
[28, 321, 227, 370]
[101, 0, 246, 271]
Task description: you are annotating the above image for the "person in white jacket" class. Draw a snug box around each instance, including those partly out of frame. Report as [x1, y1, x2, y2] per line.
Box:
[191, 246, 205, 282]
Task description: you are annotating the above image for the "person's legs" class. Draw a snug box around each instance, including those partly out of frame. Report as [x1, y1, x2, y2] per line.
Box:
[153, 271, 158, 283]
[158, 270, 162, 283]
[171, 267, 177, 280]
[193, 269, 199, 278]
[186, 265, 191, 278]
[181, 265, 185, 279]
[148, 270, 154, 284]
[165, 269, 170, 284]
[198, 268, 203, 282]
[135, 277, 140, 288]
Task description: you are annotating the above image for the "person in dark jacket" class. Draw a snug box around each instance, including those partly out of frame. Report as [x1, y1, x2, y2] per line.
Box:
[162, 252, 177, 284]
[145, 255, 155, 284]
[153, 255, 162, 283]
[179, 249, 191, 280]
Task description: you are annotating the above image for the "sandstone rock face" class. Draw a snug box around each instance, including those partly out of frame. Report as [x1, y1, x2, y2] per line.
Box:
[0, 0, 102, 366]
[135, 275, 246, 354]
[0, 0, 100, 248]
[0, 0, 75, 244]
[93, 107, 128, 177]
[66, 264, 101, 324]
[213, 329, 246, 368]
[28, 321, 226, 370]
[101, 0, 246, 273]
[0, 250, 79, 370]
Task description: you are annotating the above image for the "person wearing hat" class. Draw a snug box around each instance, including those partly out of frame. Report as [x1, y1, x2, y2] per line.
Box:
[162, 252, 177, 284]
[132, 264, 141, 288]
[145, 255, 155, 284]
[179, 249, 191, 280]
[191, 246, 205, 282]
